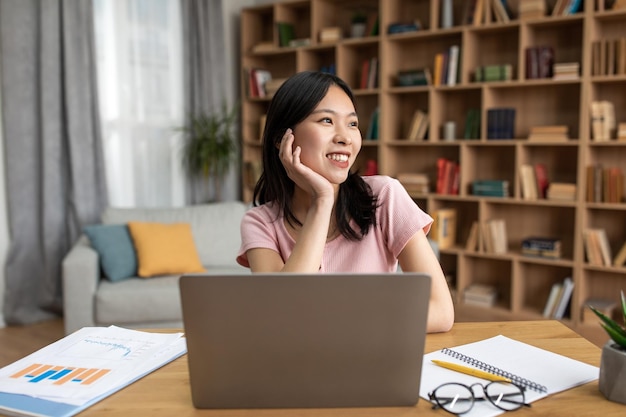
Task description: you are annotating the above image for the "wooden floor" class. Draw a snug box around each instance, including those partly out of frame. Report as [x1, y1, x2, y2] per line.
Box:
[0, 319, 65, 367]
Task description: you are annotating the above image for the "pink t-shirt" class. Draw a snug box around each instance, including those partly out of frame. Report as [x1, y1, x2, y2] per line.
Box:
[236, 175, 433, 272]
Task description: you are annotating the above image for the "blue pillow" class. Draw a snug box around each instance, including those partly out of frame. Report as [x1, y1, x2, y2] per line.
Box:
[84, 224, 138, 282]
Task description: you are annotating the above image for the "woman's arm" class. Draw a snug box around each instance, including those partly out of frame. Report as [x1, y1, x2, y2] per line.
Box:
[398, 229, 455, 333]
[247, 129, 335, 273]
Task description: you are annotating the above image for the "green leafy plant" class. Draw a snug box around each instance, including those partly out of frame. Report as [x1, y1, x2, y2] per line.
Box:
[351, 10, 367, 24]
[179, 102, 238, 201]
[590, 291, 626, 349]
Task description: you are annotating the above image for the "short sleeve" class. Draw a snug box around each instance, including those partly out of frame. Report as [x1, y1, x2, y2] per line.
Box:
[236, 206, 281, 267]
[373, 176, 433, 258]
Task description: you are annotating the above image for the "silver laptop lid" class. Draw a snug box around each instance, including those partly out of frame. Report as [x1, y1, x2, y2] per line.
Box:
[179, 273, 431, 409]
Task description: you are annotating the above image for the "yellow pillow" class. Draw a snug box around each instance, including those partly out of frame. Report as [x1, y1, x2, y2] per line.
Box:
[127, 222, 206, 277]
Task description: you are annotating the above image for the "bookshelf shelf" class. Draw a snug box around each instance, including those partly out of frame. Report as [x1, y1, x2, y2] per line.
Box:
[240, 0, 626, 343]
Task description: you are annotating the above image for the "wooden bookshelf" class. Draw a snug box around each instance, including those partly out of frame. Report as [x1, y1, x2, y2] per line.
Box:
[239, 0, 626, 342]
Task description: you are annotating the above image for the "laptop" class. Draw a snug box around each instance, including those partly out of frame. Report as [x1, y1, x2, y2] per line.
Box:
[179, 273, 431, 409]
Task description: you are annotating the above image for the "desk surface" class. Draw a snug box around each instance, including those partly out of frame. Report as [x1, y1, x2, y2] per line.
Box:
[81, 321, 624, 416]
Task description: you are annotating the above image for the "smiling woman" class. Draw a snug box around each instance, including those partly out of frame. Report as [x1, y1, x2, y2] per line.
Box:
[236, 71, 455, 334]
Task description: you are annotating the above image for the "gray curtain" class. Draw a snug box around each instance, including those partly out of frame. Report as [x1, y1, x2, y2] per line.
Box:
[180, 0, 231, 204]
[0, 0, 107, 324]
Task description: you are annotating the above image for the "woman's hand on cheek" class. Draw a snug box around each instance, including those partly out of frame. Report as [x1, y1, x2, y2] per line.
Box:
[279, 129, 334, 200]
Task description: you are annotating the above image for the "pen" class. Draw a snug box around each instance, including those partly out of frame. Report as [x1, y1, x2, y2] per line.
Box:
[431, 360, 512, 383]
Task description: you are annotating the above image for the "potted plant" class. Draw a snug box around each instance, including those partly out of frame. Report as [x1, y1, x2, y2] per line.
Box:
[350, 10, 367, 38]
[589, 291, 626, 404]
[179, 102, 238, 201]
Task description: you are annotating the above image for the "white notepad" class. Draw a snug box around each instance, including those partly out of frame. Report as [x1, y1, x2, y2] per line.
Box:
[420, 335, 599, 417]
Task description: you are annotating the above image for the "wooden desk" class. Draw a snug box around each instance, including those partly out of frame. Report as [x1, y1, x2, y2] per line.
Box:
[80, 321, 624, 416]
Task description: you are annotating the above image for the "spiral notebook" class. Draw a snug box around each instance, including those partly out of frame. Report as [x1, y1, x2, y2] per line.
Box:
[420, 335, 598, 417]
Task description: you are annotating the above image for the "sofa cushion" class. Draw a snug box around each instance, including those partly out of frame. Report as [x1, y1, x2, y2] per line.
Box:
[128, 222, 206, 277]
[101, 202, 247, 268]
[84, 224, 137, 282]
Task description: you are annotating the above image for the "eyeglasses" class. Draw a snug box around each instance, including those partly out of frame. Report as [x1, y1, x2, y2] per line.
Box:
[428, 381, 531, 415]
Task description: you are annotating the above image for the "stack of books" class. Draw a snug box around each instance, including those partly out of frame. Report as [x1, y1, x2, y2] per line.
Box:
[397, 68, 432, 86]
[547, 182, 577, 201]
[463, 284, 497, 308]
[522, 237, 562, 259]
[518, 0, 546, 19]
[553, 62, 580, 80]
[471, 179, 509, 197]
[397, 172, 429, 194]
[528, 125, 569, 142]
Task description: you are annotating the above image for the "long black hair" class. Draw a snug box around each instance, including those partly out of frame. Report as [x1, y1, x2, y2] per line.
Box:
[253, 71, 378, 241]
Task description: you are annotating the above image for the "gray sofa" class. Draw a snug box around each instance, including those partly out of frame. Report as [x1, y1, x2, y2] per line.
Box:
[62, 201, 249, 334]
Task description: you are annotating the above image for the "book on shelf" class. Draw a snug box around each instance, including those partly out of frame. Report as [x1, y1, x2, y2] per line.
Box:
[251, 41, 275, 53]
[359, 57, 379, 89]
[397, 172, 429, 194]
[486, 107, 515, 139]
[533, 163, 549, 199]
[552, 62, 580, 80]
[463, 108, 481, 139]
[522, 237, 562, 259]
[258, 114, 267, 141]
[490, 0, 511, 23]
[480, 218, 507, 255]
[275, 22, 295, 47]
[387, 21, 421, 34]
[474, 64, 513, 82]
[583, 228, 612, 267]
[446, 45, 460, 86]
[463, 284, 497, 308]
[592, 38, 626, 76]
[431, 208, 457, 250]
[407, 109, 428, 140]
[364, 107, 379, 140]
[435, 158, 459, 195]
[618, 122, 626, 140]
[552, 0, 583, 15]
[465, 221, 480, 251]
[319, 27, 342, 43]
[244, 68, 273, 98]
[586, 163, 624, 203]
[528, 125, 570, 142]
[518, 0, 546, 19]
[397, 68, 432, 86]
[471, 179, 509, 197]
[526, 46, 554, 79]
[613, 241, 626, 267]
[546, 182, 577, 201]
[591, 101, 609, 141]
[520, 164, 538, 200]
[543, 277, 574, 319]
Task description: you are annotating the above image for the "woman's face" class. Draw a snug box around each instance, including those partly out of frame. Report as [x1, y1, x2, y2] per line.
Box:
[291, 85, 362, 185]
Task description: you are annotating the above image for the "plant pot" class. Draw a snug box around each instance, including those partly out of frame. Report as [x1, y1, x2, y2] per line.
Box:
[599, 341, 626, 404]
[350, 23, 366, 38]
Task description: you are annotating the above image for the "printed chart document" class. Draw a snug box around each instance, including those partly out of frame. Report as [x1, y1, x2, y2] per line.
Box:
[420, 335, 599, 417]
[0, 326, 186, 417]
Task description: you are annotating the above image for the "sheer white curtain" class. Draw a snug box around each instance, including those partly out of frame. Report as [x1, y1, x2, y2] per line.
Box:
[94, 0, 185, 207]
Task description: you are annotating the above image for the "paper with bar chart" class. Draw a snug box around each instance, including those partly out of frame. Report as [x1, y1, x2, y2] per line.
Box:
[0, 325, 186, 410]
